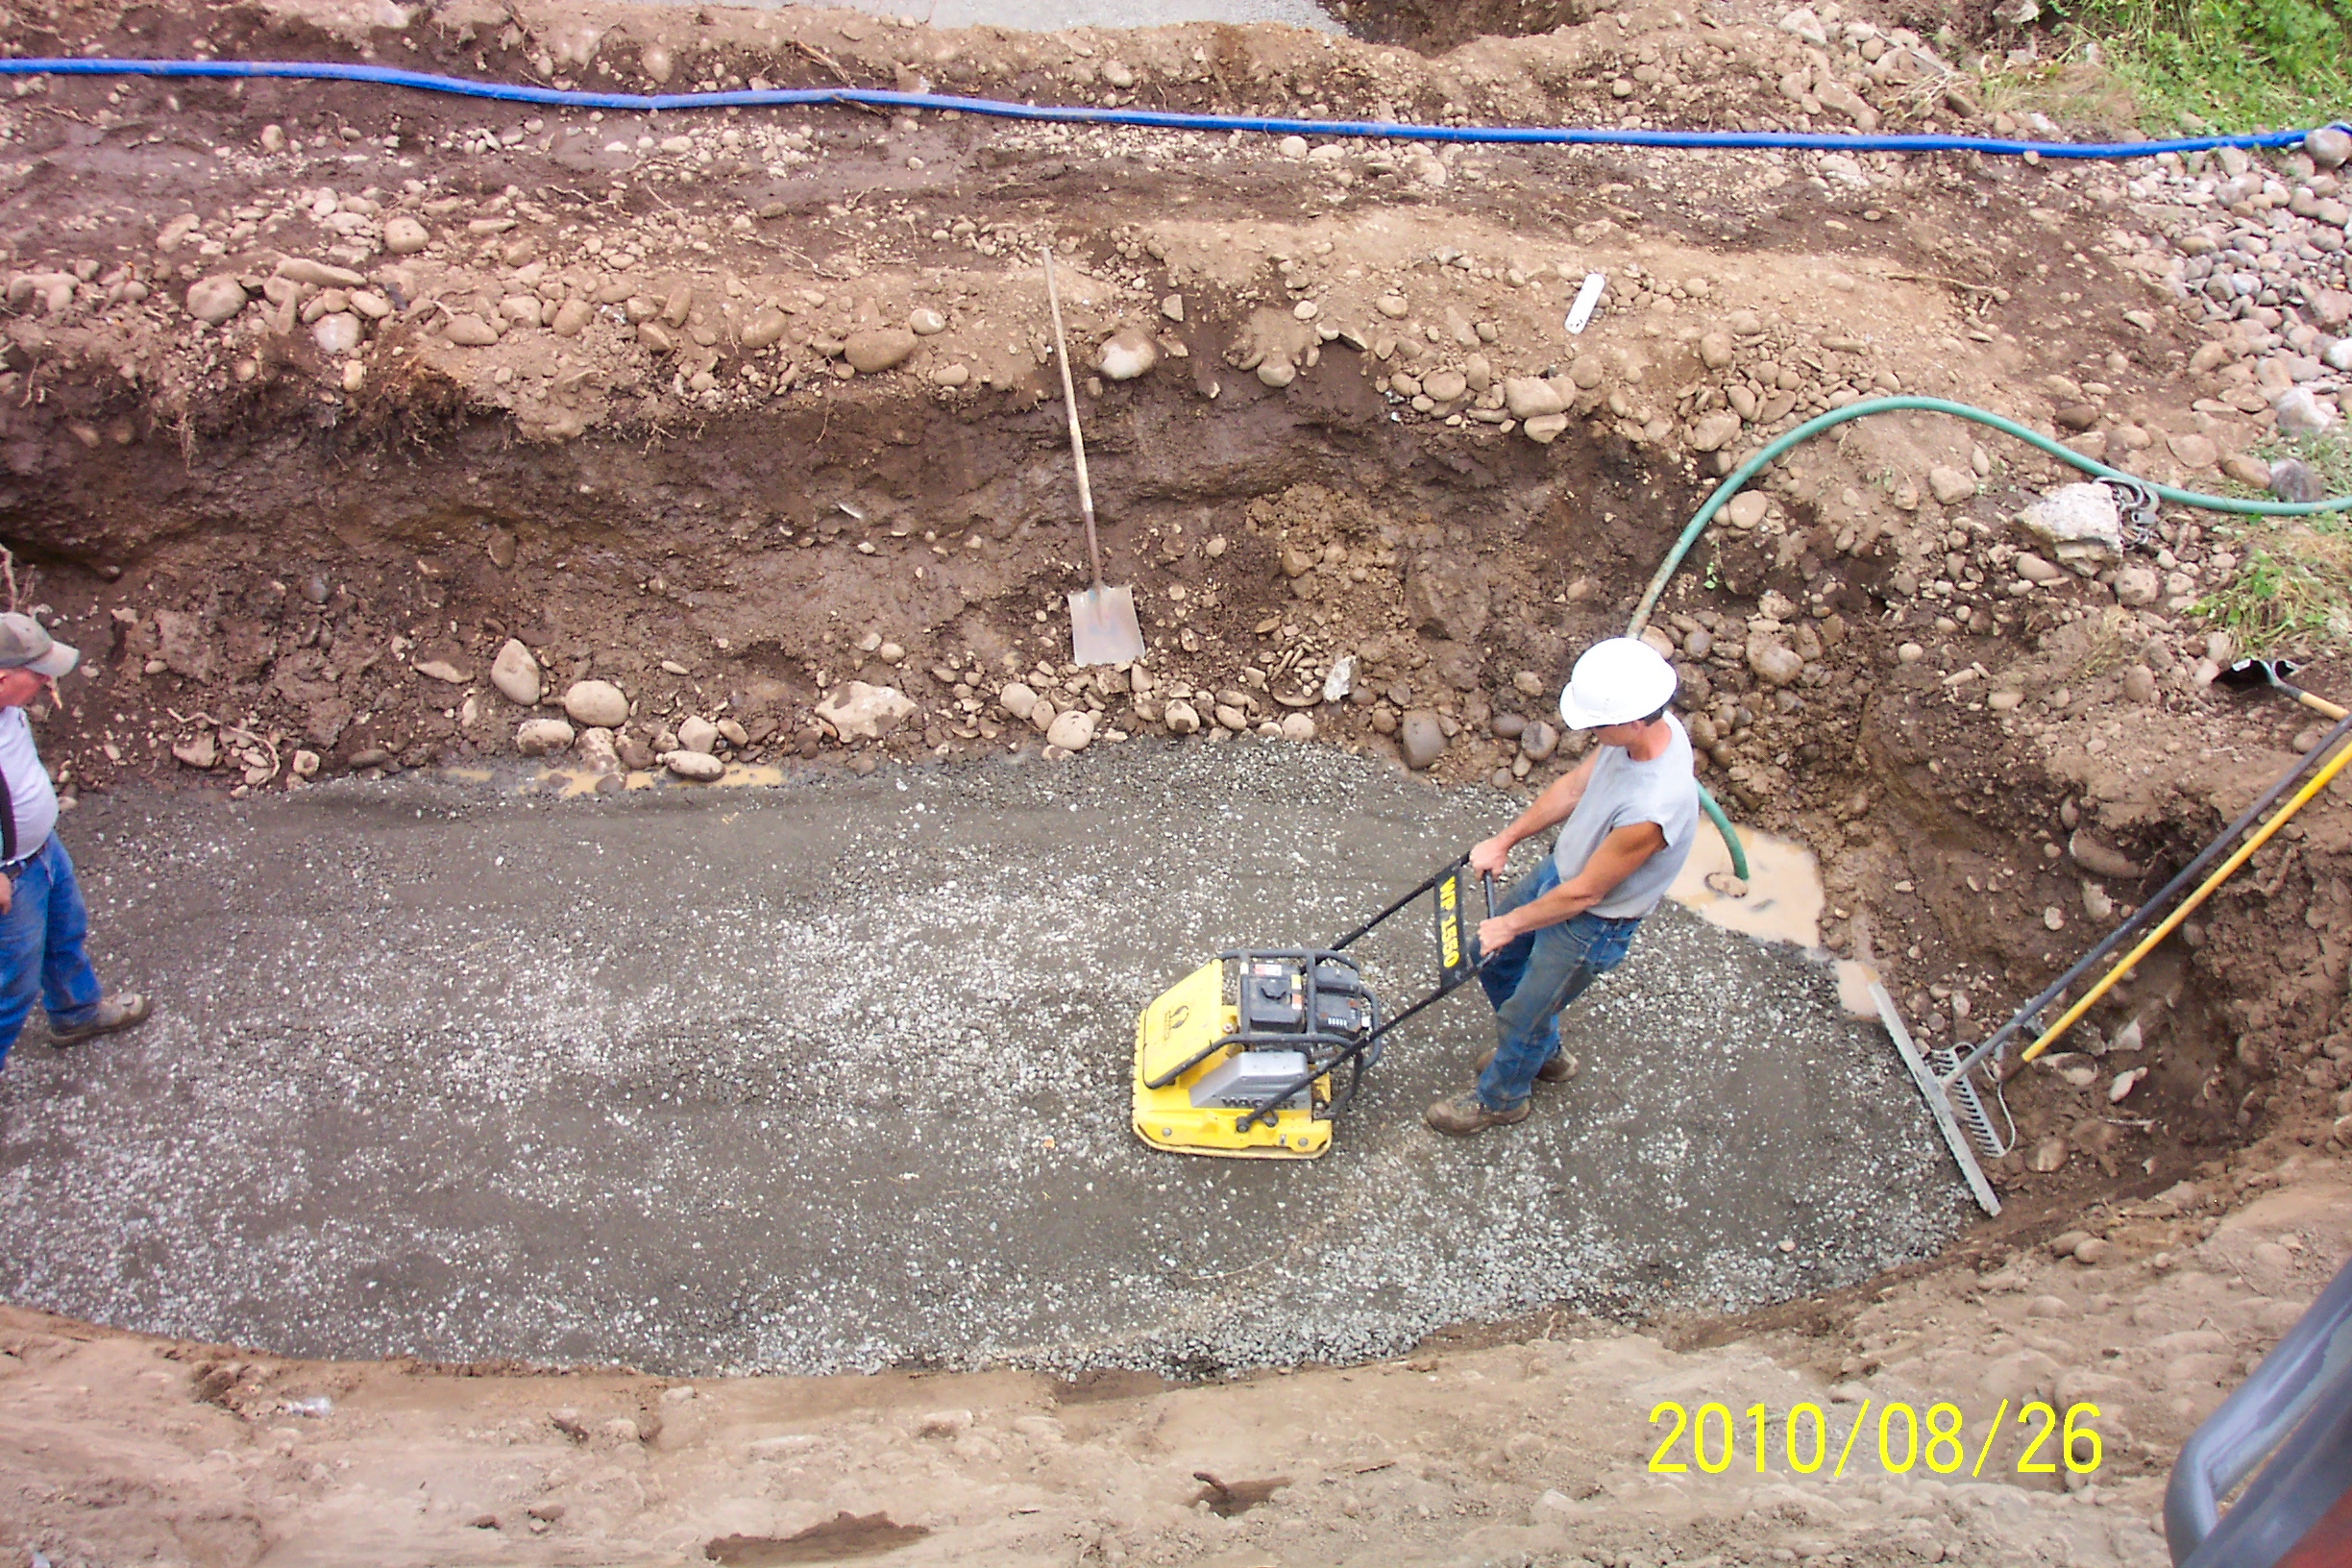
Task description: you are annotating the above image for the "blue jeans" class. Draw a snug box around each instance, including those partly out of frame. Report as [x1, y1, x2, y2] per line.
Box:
[0, 834, 105, 1069]
[1471, 860, 1642, 1111]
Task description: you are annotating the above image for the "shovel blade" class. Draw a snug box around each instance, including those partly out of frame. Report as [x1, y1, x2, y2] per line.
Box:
[1069, 585, 1145, 667]
[2217, 656, 2300, 688]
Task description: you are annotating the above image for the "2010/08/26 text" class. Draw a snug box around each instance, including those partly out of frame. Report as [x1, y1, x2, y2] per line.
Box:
[1648, 1399, 2104, 1479]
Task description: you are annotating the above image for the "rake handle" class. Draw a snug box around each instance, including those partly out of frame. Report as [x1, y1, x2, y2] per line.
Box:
[1041, 247, 1106, 593]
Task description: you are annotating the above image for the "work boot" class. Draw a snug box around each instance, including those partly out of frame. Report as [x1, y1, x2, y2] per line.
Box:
[1424, 1090, 1531, 1137]
[1474, 1046, 1580, 1085]
[51, 992, 150, 1048]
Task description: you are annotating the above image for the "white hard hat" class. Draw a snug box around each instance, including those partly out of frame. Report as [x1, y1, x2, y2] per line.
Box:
[1557, 636, 1678, 729]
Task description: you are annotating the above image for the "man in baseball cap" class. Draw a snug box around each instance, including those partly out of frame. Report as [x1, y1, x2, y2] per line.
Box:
[0, 610, 147, 1072]
[1427, 636, 1698, 1136]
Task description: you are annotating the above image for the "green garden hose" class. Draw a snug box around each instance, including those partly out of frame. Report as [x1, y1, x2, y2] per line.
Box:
[1629, 395, 2352, 889]
[1631, 395, 2352, 636]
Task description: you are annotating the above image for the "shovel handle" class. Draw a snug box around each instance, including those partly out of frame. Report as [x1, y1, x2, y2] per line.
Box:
[2295, 687, 2351, 723]
[1041, 248, 1106, 593]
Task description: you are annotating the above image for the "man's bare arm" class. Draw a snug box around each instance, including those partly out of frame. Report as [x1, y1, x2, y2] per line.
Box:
[1466, 747, 1601, 877]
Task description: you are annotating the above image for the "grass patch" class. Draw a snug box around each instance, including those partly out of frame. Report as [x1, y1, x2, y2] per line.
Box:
[2049, 0, 2352, 134]
[2193, 435, 2352, 654]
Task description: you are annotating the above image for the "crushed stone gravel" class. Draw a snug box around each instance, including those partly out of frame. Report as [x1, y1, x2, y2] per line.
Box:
[0, 742, 1967, 1375]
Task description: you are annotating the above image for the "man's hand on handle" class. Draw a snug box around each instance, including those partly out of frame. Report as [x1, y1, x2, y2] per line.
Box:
[1467, 835, 1513, 880]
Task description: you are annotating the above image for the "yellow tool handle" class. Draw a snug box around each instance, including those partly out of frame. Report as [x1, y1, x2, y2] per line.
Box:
[2296, 687, 2351, 723]
[2025, 732, 2352, 1061]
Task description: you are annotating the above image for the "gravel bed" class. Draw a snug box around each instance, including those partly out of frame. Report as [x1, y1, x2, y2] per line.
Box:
[0, 741, 1967, 1375]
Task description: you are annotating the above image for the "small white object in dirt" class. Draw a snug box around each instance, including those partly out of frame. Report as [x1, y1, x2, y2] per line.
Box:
[1278, 134, 1309, 158]
[1096, 329, 1159, 381]
[2016, 482, 2121, 566]
[562, 679, 630, 728]
[2274, 385, 2339, 436]
[676, 715, 721, 754]
[1323, 655, 1356, 703]
[491, 639, 541, 706]
[2109, 1017, 2144, 1056]
[2110, 1066, 2148, 1103]
[514, 717, 576, 756]
[1163, 698, 1201, 735]
[1564, 272, 1606, 335]
[1280, 713, 1315, 742]
[2325, 339, 2352, 374]
[906, 306, 945, 336]
[1726, 492, 1770, 528]
[661, 749, 723, 781]
[816, 681, 916, 741]
[998, 682, 1040, 722]
[172, 732, 218, 770]
[2081, 881, 2114, 920]
[282, 1395, 333, 1417]
[413, 659, 468, 685]
[1045, 709, 1096, 752]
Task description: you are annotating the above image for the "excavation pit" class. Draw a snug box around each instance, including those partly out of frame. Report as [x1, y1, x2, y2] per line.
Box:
[0, 745, 1968, 1376]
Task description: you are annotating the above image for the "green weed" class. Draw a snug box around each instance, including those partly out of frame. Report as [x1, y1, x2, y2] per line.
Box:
[2050, 0, 2352, 134]
[2193, 516, 2352, 655]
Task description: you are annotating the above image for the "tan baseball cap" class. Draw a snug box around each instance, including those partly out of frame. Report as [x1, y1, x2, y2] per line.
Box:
[0, 613, 79, 678]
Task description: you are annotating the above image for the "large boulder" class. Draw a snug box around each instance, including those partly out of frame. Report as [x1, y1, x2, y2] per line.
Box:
[1096, 329, 1159, 381]
[1044, 709, 1097, 751]
[1400, 709, 1447, 770]
[845, 328, 919, 375]
[184, 275, 248, 325]
[2016, 482, 2122, 568]
[515, 718, 576, 756]
[816, 681, 917, 740]
[1502, 377, 1566, 419]
[491, 639, 541, 706]
[1403, 554, 1489, 642]
[562, 679, 630, 728]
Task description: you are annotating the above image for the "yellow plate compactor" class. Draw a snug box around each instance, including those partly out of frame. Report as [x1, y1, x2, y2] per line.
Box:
[1133, 855, 1494, 1160]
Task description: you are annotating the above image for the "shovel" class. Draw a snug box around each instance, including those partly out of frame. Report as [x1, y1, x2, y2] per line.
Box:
[1041, 248, 1145, 668]
[2216, 657, 2350, 722]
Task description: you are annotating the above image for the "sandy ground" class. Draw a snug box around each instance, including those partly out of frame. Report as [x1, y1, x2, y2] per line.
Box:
[0, 746, 1962, 1377]
[3, 1162, 2341, 1565]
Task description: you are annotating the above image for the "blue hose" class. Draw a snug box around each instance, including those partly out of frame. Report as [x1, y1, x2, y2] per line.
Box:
[0, 56, 2339, 159]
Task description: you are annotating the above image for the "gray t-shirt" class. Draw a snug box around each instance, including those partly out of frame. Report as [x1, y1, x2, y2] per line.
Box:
[0, 705, 57, 863]
[1551, 713, 1699, 919]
